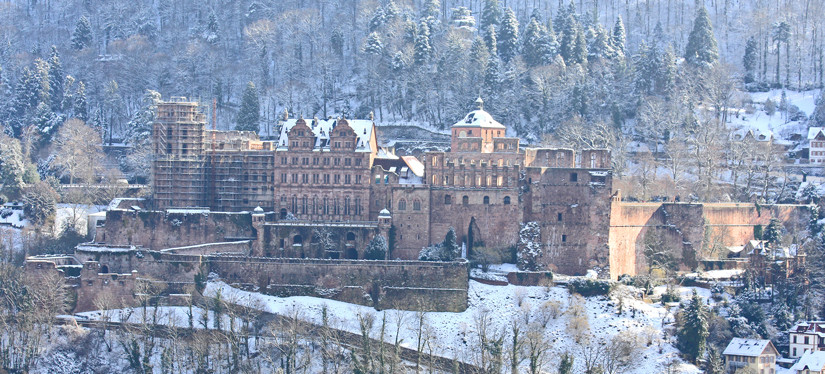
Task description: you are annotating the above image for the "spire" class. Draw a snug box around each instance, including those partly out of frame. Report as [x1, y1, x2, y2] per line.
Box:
[475, 96, 484, 110]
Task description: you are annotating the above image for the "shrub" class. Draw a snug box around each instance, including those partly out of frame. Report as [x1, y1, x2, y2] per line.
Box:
[567, 278, 612, 296]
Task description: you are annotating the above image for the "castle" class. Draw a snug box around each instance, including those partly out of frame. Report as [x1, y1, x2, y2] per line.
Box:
[151, 97, 614, 276]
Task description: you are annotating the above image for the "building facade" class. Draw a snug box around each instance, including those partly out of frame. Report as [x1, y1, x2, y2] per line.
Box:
[152, 97, 614, 276]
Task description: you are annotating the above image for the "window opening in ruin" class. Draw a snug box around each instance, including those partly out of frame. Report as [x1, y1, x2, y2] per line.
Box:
[503, 196, 511, 205]
[444, 195, 452, 204]
[462, 196, 469, 205]
[346, 232, 356, 241]
[293, 235, 303, 246]
[413, 200, 421, 211]
[483, 196, 490, 205]
[398, 199, 406, 210]
[558, 213, 563, 222]
[345, 248, 358, 259]
[570, 173, 578, 182]
[562, 235, 567, 242]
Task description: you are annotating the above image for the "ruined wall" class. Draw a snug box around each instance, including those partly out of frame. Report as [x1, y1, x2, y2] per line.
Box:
[208, 256, 469, 312]
[524, 167, 613, 276]
[98, 210, 253, 249]
[608, 202, 813, 279]
[428, 187, 522, 253]
[391, 185, 431, 259]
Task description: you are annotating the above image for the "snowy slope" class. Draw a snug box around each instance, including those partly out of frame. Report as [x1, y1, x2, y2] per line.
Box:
[204, 280, 702, 373]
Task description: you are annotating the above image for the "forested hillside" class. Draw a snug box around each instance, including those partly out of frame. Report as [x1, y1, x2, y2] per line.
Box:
[0, 0, 823, 195]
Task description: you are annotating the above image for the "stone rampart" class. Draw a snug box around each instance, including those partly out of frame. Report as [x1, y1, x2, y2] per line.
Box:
[97, 210, 253, 249]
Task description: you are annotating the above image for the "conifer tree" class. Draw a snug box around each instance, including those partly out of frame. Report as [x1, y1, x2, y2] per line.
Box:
[74, 81, 88, 121]
[677, 290, 709, 363]
[771, 21, 791, 86]
[705, 348, 724, 374]
[684, 7, 719, 68]
[484, 55, 501, 91]
[559, 352, 574, 374]
[413, 21, 433, 65]
[443, 227, 459, 260]
[480, 0, 501, 32]
[47, 46, 64, 112]
[522, 18, 545, 67]
[571, 28, 588, 65]
[587, 25, 613, 62]
[365, 234, 388, 260]
[363, 32, 384, 56]
[421, 0, 440, 23]
[235, 82, 260, 132]
[743, 37, 758, 83]
[497, 8, 519, 63]
[71, 16, 93, 50]
[205, 10, 220, 44]
[610, 16, 626, 59]
[764, 218, 783, 249]
[559, 13, 579, 64]
[657, 45, 677, 96]
[484, 25, 498, 56]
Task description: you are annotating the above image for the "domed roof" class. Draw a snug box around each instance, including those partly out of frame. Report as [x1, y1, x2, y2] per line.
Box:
[378, 208, 391, 217]
[253, 206, 264, 213]
[451, 109, 506, 130]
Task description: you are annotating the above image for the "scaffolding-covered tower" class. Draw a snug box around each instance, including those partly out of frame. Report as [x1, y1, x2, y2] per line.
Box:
[152, 97, 208, 209]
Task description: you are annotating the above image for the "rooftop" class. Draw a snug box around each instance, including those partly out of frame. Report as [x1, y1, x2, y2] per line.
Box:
[722, 338, 775, 357]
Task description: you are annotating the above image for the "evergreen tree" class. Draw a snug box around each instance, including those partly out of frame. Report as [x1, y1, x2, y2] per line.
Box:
[369, 7, 386, 32]
[71, 16, 93, 50]
[587, 25, 613, 62]
[812, 92, 825, 126]
[413, 21, 433, 65]
[610, 16, 626, 59]
[10, 67, 39, 136]
[73, 81, 88, 121]
[657, 45, 677, 96]
[34, 102, 60, 142]
[235, 82, 260, 132]
[522, 18, 545, 67]
[677, 290, 710, 363]
[484, 55, 502, 91]
[480, 0, 501, 32]
[126, 90, 161, 145]
[559, 13, 579, 64]
[484, 25, 498, 56]
[47, 46, 64, 112]
[443, 227, 459, 260]
[363, 32, 384, 56]
[365, 234, 388, 260]
[0, 135, 27, 196]
[559, 352, 574, 374]
[684, 7, 719, 68]
[571, 28, 588, 65]
[704, 348, 724, 374]
[205, 10, 220, 44]
[771, 21, 791, 86]
[497, 7, 519, 63]
[635, 41, 659, 96]
[764, 218, 783, 249]
[421, 0, 440, 24]
[743, 36, 758, 83]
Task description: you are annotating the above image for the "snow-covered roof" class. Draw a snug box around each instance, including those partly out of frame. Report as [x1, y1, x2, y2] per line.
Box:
[277, 117, 374, 152]
[790, 321, 825, 336]
[722, 338, 775, 357]
[809, 127, 825, 140]
[378, 209, 391, 217]
[730, 128, 773, 142]
[451, 109, 506, 130]
[791, 351, 825, 371]
[401, 156, 425, 177]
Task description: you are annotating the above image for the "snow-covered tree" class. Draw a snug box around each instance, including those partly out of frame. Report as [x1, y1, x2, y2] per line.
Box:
[684, 7, 718, 68]
[743, 36, 758, 83]
[418, 227, 459, 261]
[47, 46, 64, 112]
[363, 32, 383, 56]
[763, 218, 783, 249]
[365, 234, 388, 260]
[517, 221, 542, 271]
[772, 21, 791, 86]
[610, 16, 626, 59]
[480, 0, 501, 32]
[0, 135, 26, 196]
[811, 91, 825, 126]
[522, 18, 545, 67]
[497, 8, 519, 63]
[677, 290, 709, 363]
[450, 7, 475, 30]
[73, 81, 87, 121]
[413, 21, 432, 65]
[71, 16, 93, 50]
[23, 179, 59, 226]
[235, 82, 260, 132]
[484, 25, 498, 56]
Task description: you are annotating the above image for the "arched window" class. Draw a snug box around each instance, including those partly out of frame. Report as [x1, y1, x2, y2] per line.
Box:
[444, 195, 452, 205]
[413, 199, 421, 211]
[398, 199, 407, 210]
[346, 232, 356, 241]
[462, 196, 469, 205]
[293, 235, 303, 246]
[483, 196, 490, 205]
[504, 196, 511, 205]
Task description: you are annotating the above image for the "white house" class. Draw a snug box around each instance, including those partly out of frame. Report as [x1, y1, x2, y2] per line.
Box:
[809, 127, 825, 164]
[790, 321, 825, 358]
[722, 338, 778, 374]
[790, 351, 825, 374]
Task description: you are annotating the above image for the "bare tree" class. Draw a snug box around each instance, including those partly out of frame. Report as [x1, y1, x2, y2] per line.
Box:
[53, 118, 104, 185]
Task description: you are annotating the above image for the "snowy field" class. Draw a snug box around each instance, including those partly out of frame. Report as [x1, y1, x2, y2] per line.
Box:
[728, 89, 821, 146]
[199, 280, 702, 373]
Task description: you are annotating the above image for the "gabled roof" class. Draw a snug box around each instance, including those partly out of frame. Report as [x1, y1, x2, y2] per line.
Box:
[722, 338, 776, 357]
[730, 128, 773, 142]
[277, 118, 374, 152]
[451, 109, 506, 130]
[809, 127, 825, 140]
[791, 351, 825, 371]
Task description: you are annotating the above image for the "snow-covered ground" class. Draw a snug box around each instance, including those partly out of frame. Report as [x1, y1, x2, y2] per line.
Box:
[55, 204, 106, 236]
[729, 89, 821, 146]
[201, 280, 702, 373]
[71, 305, 240, 330]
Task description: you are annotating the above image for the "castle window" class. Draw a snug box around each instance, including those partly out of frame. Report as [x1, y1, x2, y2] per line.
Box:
[503, 196, 511, 205]
[334, 158, 341, 166]
[483, 196, 490, 205]
[302, 157, 309, 165]
[302, 174, 308, 183]
[413, 200, 421, 211]
[313, 157, 319, 165]
[432, 156, 438, 166]
[384, 175, 389, 184]
[462, 196, 469, 206]
[293, 235, 303, 246]
[468, 130, 473, 136]
[558, 213, 563, 222]
[570, 173, 578, 182]
[355, 175, 362, 184]
[590, 153, 597, 168]
[355, 158, 362, 166]
[497, 176, 503, 186]
[562, 235, 567, 242]
[345, 158, 351, 166]
[375, 175, 381, 184]
[486, 176, 491, 186]
[324, 174, 330, 184]
[444, 195, 452, 205]
[398, 199, 407, 211]
[324, 158, 330, 165]
[345, 175, 351, 184]
[292, 157, 298, 165]
[313, 174, 319, 183]
[346, 232, 356, 241]
[281, 157, 288, 164]
[334, 175, 341, 184]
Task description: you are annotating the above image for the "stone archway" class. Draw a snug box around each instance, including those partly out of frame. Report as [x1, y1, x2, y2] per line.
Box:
[467, 217, 482, 259]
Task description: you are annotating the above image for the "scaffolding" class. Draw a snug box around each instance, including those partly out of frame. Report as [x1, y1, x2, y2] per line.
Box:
[152, 98, 208, 209]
